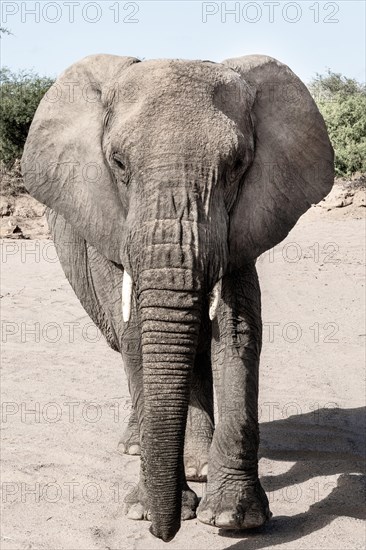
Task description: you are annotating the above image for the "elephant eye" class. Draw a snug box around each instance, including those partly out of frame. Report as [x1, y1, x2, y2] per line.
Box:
[232, 158, 244, 178]
[113, 155, 126, 171]
[226, 157, 245, 186]
[112, 153, 129, 185]
[233, 158, 243, 173]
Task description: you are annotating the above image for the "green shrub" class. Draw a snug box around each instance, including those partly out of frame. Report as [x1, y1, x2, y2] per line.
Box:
[0, 67, 54, 167]
[0, 159, 27, 196]
[309, 70, 366, 177]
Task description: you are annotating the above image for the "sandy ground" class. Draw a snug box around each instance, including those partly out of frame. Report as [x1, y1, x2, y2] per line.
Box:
[1, 203, 365, 549]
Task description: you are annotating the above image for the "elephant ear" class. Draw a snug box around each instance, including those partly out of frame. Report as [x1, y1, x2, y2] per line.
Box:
[21, 54, 140, 263]
[223, 55, 334, 266]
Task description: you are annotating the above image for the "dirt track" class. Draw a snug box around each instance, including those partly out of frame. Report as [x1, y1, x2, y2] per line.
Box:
[1, 206, 365, 549]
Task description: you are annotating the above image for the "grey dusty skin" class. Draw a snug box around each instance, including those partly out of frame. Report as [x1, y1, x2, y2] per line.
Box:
[22, 54, 334, 542]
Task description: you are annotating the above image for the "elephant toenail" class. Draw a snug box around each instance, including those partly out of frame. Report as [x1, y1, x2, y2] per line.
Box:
[215, 511, 235, 527]
[127, 503, 145, 520]
[181, 508, 195, 520]
[197, 509, 214, 525]
[185, 467, 197, 478]
[117, 442, 126, 454]
[128, 444, 141, 455]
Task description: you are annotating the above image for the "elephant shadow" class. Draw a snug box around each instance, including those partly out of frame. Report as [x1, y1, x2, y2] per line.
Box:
[222, 406, 366, 549]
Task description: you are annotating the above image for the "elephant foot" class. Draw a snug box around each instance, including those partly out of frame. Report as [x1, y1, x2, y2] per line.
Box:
[184, 438, 210, 482]
[184, 407, 213, 482]
[197, 479, 271, 529]
[184, 456, 208, 482]
[181, 485, 199, 520]
[125, 481, 150, 520]
[125, 482, 198, 521]
[117, 410, 141, 455]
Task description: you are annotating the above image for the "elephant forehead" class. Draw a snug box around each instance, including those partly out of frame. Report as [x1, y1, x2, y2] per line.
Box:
[115, 59, 244, 106]
[111, 105, 241, 169]
[108, 61, 246, 162]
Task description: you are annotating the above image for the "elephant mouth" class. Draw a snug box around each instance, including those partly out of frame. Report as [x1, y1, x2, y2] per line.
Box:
[121, 269, 222, 323]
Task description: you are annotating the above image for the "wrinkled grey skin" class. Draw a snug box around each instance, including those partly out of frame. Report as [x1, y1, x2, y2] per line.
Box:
[22, 54, 334, 542]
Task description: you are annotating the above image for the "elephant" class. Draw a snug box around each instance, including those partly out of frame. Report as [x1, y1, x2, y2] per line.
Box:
[21, 54, 334, 542]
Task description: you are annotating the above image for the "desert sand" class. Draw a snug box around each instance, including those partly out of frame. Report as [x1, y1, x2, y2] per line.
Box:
[1, 189, 365, 549]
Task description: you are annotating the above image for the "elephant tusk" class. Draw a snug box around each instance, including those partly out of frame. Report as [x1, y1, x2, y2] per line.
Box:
[209, 279, 222, 321]
[122, 270, 133, 323]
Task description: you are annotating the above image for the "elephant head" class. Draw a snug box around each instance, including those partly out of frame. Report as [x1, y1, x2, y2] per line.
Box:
[21, 54, 334, 541]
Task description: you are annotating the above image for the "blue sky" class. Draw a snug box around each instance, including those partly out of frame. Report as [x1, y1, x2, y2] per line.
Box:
[1, 1, 365, 83]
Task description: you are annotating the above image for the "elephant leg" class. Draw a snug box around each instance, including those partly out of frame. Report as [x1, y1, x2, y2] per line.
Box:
[118, 408, 140, 455]
[184, 351, 214, 481]
[197, 263, 271, 529]
[118, 300, 143, 455]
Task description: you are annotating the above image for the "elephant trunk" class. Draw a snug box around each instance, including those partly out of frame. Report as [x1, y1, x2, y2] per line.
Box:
[140, 278, 201, 541]
[133, 212, 203, 541]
